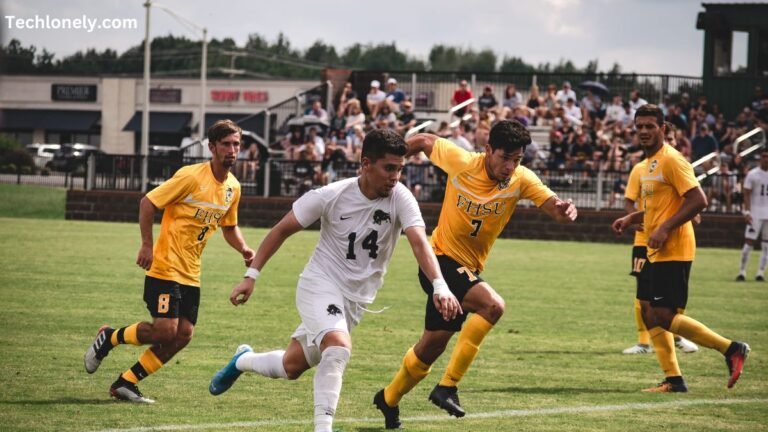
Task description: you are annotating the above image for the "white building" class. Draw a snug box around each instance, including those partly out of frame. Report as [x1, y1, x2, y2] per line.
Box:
[0, 75, 318, 154]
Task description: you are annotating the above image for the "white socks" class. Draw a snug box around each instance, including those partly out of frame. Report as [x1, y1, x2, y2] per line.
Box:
[235, 350, 288, 379]
[739, 243, 752, 275]
[760, 242, 768, 275]
[313, 346, 351, 432]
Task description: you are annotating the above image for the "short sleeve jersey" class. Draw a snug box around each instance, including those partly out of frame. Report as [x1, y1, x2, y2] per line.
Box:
[146, 162, 241, 286]
[292, 178, 424, 304]
[744, 167, 768, 220]
[640, 145, 699, 262]
[429, 138, 555, 272]
[625, 159, 648, 247]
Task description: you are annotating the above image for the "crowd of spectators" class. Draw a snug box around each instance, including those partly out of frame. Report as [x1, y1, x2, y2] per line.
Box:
[265, 77, 767, 210]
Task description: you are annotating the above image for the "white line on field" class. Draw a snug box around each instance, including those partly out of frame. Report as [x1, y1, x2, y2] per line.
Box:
[94, 398, 766, 432]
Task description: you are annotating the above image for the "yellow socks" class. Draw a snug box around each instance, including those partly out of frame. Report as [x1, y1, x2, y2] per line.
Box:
[383, 347, 431, 406]
[649, 327, 681, 378]
[111, 323, 142, 346]
[121, 348, 164, 384]
[634, 299, 650, 345]
[438, 314, 494, 387]
[669, 314, 731, 354]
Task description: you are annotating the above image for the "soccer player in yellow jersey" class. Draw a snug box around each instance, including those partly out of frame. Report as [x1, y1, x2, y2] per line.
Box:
[612, 105, 749, 393]
[622, 123, 698, 355]
[83, 120, 255, 403]
[374, 120, 577, 428]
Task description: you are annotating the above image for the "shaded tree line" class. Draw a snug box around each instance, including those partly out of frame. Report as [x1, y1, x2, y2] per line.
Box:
[0, 33, 625, 78]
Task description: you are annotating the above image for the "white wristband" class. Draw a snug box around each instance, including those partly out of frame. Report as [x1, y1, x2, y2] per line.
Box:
[244, 267, 260, 280]
[432, 278, 450, 297]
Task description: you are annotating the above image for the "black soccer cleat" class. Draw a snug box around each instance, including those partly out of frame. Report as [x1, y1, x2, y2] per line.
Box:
[373, 389, 402, 429]
[756, 275, 765, 282]
[428, 384, 465, 417]
[110, 375, 155, 403]
[735, 274, 746, 281]
[84, 325, 114, 374]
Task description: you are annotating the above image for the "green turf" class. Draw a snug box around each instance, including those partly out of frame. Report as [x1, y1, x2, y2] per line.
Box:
[0, 217, 765, 431]
[0, 184, 66, 219]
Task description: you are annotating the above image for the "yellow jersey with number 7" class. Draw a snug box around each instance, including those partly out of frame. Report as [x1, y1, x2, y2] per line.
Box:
[428, 138, 554, 272]
[146, 162, 240, 286]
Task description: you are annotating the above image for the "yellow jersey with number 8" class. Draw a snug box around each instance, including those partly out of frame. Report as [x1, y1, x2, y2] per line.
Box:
[146, 162, 240, 286]
[429, 138, 554, 272]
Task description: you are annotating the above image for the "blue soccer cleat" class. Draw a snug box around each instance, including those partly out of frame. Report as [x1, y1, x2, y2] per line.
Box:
[209, 344, 253, 395]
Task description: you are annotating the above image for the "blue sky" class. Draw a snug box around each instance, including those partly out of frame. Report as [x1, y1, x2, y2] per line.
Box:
[1, 0, 718, 76]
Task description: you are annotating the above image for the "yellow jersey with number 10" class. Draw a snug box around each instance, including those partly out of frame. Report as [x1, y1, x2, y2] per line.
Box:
[429, 138, 554, 273]
[146, 162, 241, 286]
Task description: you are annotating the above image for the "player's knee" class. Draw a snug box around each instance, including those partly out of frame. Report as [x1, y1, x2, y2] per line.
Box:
[153, 325, 178, 344]
[174, 330, 193, 349]
[284, 365, 305, 380]
[483, 296, 505, 323]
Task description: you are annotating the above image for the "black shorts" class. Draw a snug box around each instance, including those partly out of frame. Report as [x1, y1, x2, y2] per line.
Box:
[143, 276, 201, 325]
[419, 255, 483, 332]
[630, 246, 652, 301]
[649, 261, 691, 310]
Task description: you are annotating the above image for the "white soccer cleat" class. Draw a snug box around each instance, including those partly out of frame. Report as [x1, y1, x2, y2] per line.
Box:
[84, 325, 114, 374]
[622, 343, 654, 354]
[675, 337, 699, 353]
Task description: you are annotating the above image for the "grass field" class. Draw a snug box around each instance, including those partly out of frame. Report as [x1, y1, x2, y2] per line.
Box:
[0, 216, 766, 432]
[0, 183, 66, 219]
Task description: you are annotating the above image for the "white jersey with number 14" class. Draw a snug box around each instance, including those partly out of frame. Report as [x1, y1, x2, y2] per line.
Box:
[292, 177, 424, 304]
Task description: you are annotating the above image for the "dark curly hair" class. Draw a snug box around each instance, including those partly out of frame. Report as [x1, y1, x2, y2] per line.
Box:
[488, 119, 531, 153]
[361, 128, 407, 162]
[635, 104, 664, 126]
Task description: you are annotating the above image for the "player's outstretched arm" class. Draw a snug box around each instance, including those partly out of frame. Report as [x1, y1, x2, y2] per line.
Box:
[221, 225, 255, 267]
[539, 195, 578, 223]
[405, 133, 440, 158]
[230, 211, 304, 306]
[403, 226, 462, 321]
[136, 196, 157, 270]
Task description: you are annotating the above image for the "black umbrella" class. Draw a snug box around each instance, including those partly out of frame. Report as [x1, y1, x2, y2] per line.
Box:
[578, 80, 609, 95]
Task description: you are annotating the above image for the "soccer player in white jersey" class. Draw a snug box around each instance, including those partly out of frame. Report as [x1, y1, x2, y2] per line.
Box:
[208, 129, 462, 432]
[737, 148, 768, 281]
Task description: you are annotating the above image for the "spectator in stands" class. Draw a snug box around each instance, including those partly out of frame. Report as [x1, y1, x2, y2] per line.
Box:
[339, 81, 358, 108]
[477, 86, 498, 112]
[306, 100, 329, 123]
[396, 101, 417, 136]
[451, 80, 474, 117]
[619, 101, 635, 128]
[659, 94, 673, 117]
[366, 80, 387, 118]
[691, 123, 719, 163]
[564, 97, 583, 122]
[511, 105, 531, 127]
[435, 121, 450, 138]
[473, 121, 490, 151]
[305, 127, 326, 162]
[347, 125, 365, 161]
[526, 85, 545, 125]
[502, 84, 523, 109]
[543, 84, 559, 117]
[548, 130, 569, 170]
[750, 85, 764, 113]
[679, 92, 693, 120]
[236, 143, 260, 183]
[568, 130, 594, 171]
[605, 95, 624, 125]
[447, 124, 474, 151]
[674, 128, 692, 161]
[405, 152, 429, 200]
[343, 99, 366, 135]
[385, 78, 407, 112]
[628, 89, 648, 111]
[606, 136, 629, 171]
[707, 163, 736, 213]
[580, 90, 603, 125]
[666, 104, 688, 134]
[375, 104, 397, 130]
[283, 129, 304, 160]
[555, 81, 577, 105]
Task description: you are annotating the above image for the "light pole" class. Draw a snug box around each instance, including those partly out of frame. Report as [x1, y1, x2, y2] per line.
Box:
[140, 0, 151, 193]
[141, 2, 208, 192]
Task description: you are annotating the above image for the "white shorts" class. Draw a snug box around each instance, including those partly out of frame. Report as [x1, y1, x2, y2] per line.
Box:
[290, 272, 366, 367]
[745, 219, 768, 241]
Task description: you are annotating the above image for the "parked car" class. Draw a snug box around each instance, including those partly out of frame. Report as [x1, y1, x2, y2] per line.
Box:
[46, 143, 104, 172]
[25, 143, 60, 169]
